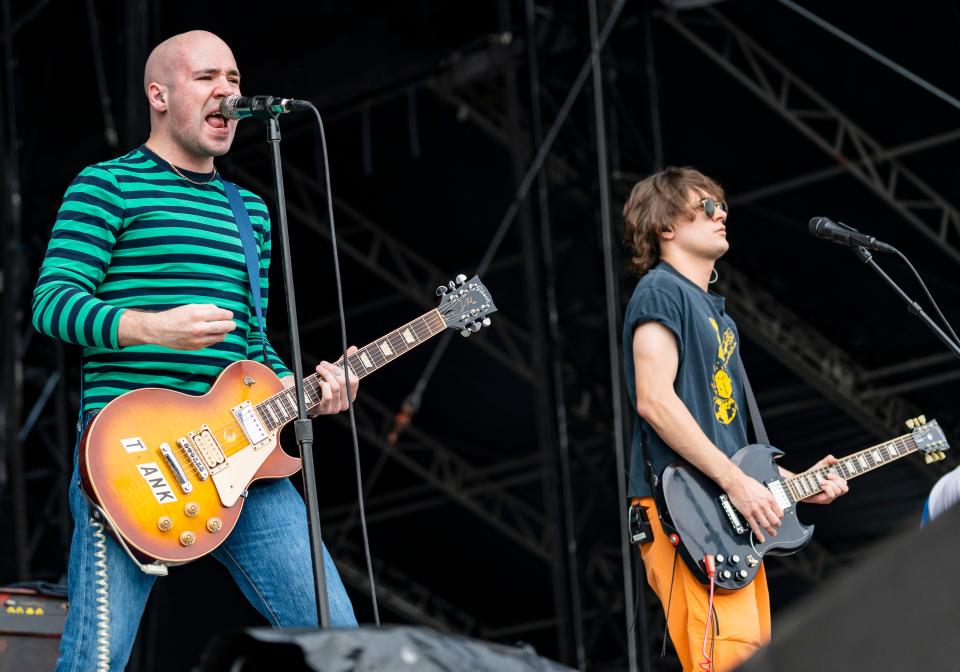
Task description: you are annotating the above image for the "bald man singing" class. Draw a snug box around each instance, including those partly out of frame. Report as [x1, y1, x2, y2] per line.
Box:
[32, 31, 358, 670]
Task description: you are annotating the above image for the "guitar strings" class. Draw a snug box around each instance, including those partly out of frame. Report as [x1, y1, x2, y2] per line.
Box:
[782, 434, 915, 502]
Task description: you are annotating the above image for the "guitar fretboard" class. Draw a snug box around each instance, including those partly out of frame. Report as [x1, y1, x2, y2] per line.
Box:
[254, 309, 446, 430]
[784, 433, 917, 503]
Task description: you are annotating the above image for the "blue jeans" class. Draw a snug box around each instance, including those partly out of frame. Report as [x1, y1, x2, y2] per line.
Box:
[57, 412, 357, 671]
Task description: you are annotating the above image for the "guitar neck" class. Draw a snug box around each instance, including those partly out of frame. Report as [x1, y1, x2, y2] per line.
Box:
[784, 432, 919, 503]
[255, 309, 446, 430]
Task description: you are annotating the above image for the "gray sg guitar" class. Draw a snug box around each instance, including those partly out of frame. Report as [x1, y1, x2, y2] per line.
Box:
[655, 417, 948, 589]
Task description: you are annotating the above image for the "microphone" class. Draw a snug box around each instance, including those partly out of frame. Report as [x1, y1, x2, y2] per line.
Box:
[808, 216, 897, 254]
[219, 95, 311, 120]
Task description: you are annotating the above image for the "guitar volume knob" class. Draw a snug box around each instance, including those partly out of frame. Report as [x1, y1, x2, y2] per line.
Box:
[736, 570, 749, 581]
[157, 517, 173, 532]
[185, 502, 200, 517]
[179, 531, 196, 546]
[206, 517, 222, 533]
[730, 554, 740, 565]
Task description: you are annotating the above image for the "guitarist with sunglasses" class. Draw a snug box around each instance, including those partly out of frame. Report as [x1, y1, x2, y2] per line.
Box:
[621, 166, 848, 671]
[32, 30, 360, 671]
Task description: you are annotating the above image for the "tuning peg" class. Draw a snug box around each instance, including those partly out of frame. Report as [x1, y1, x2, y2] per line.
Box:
[470, 322, 481, 332]
[918, 414, 927, 425]
[925, 453, 935, 464]
[460, 329, 471, 338]
[448, 281, 457, 291]
[906, 418, 916, 429]
[482, 317, 491, 327]
[936, 450, 946, 461]
[436, 285, 449, 296]
[456, 274, 467, 285]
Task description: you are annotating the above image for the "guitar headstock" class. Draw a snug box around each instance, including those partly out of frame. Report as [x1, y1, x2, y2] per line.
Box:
[435, 274, 498, 337]
[907, 416, 949, 463]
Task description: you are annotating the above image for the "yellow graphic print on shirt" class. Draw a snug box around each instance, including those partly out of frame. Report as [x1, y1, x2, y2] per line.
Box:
[709, 317, 738, 425]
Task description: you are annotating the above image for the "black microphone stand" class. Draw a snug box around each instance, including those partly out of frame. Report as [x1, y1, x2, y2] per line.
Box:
[250, 97, 331, 627]
[852, 246, 960, 359]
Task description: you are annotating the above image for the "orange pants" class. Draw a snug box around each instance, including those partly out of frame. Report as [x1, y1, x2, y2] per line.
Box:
[637, 497, 771, 672]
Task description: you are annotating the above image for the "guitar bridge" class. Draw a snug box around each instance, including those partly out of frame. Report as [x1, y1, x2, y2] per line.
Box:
[718, 494, 746, 535]
[159, 443, 192, 494]
[177, 438, 209, 480]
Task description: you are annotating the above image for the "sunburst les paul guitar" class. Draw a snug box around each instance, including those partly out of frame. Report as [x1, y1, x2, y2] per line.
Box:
[656, 416, 949, 589]
[80, 275, 496, 574]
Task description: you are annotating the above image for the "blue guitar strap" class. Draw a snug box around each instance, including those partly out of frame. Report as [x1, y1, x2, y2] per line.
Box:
[738, 359, 769, 445]
[222, 179, 271, 366]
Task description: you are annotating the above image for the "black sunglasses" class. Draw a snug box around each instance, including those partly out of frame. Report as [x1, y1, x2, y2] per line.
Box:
[697, 198, 728, 219]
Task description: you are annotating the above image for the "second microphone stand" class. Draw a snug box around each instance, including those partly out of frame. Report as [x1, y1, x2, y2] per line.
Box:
[852, 246, 960, 359]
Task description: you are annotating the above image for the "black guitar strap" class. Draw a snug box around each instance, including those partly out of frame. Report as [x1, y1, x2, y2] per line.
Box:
[738, 359, 769, 445]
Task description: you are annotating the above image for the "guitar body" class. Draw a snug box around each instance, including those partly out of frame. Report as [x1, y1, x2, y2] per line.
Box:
[80, 360, 302, 565]
[658, 444, 813, 589]
[77, 274, 499, 570]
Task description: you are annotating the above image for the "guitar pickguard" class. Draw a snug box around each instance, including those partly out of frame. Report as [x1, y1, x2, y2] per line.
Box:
[210, 440, 277, 507]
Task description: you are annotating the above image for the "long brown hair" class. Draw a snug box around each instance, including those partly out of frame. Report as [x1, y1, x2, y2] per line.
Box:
[622, 166, 725, 278]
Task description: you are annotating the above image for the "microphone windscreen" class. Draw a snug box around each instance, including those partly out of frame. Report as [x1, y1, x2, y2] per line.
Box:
[808, 216, 831, 235]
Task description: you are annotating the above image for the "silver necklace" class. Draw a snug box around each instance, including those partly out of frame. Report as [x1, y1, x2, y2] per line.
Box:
[170, 162, 218, 185]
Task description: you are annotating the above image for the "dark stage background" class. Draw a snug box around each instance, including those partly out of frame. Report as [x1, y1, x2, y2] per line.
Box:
[2, 1, 959, 670]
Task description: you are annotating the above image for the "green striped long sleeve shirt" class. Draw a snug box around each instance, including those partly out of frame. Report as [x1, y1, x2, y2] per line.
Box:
[32, 145, 291, 412]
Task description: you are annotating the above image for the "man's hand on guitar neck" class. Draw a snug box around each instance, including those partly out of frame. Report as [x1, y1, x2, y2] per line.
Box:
[281, 347, 360, 416]
[778, 456, 849, 505]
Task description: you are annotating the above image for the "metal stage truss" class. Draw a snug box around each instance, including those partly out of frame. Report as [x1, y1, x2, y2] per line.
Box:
[3, 2, 958, 672]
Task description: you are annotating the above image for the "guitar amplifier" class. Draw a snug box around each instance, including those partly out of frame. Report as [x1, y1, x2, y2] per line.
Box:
[0, 587, 67, 672]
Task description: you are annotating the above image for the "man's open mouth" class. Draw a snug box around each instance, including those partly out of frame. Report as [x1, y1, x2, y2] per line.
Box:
[206, 111, 227, 129]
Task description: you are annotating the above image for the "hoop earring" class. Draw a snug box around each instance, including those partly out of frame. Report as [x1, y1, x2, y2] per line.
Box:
[709, 268, 718, 284]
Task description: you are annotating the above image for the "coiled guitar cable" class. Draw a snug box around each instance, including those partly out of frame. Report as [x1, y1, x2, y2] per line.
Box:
[90, 511, 111, 672]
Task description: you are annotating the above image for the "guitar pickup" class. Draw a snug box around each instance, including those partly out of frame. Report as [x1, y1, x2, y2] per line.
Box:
[232, 400, 269, 446]
[718, 494, 746, 535]
[188, 426, 226, 472]
[766, 480, 793, 512]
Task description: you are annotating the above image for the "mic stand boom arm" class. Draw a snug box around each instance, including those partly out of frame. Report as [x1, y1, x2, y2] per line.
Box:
[263, 110, 332, 627]
[852, 246, 960, 360]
